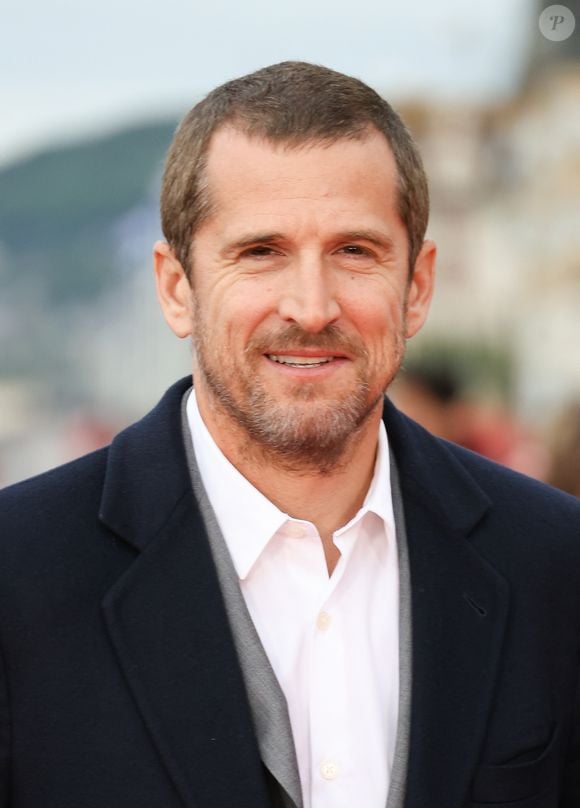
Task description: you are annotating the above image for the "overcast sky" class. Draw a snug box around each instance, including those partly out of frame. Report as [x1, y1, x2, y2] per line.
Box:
[2, 0, 536, 167]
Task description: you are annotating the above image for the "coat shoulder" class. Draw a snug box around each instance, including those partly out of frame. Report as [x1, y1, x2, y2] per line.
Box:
[0, 446, 109, 515]
[0, 448, 111, 574]
[439, 436, 580, 584]
[384, 399, 580, 566]
[442, 437, 580, 527]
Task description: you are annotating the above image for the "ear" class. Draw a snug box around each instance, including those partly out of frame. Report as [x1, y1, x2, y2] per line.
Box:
[153, 240, 194, 338]
[404, 238, 436, 339]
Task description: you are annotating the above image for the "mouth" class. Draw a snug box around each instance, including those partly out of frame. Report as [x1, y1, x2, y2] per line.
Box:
[266, 352, 346, 369]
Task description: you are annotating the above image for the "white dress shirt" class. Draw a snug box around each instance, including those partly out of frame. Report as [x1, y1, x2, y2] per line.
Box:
[187, 390, 399, 808]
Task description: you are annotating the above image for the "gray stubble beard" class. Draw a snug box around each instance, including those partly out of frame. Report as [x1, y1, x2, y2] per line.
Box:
[191, 315, 406, 475]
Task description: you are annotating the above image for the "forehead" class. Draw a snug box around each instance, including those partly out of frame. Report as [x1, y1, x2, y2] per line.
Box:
[201, 126, 401, 227]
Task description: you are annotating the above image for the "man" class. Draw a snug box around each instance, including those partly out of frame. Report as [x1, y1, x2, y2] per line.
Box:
[0, 62, 579, 808]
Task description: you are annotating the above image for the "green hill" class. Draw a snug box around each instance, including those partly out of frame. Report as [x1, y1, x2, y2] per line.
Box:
[0, 121, 176, 303]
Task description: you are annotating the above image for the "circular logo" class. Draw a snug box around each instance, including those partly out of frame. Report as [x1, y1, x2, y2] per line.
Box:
[539, 4, 576, 41]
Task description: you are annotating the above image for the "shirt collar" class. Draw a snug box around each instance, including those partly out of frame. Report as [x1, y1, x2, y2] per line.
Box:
[347, 414, 395, 537]
[186, 388, 394, 580]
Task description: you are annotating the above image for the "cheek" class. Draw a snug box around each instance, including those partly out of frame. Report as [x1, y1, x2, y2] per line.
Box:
[347, 289, 405, 341]
[208, 284, 276, 348]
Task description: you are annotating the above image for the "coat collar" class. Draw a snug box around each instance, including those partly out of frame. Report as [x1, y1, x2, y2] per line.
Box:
[381, 394, 492, 536]
[99, 376, 508, 808]
[99, 377, 195, 551]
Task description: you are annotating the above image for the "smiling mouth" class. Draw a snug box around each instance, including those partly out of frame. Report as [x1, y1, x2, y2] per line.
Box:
[267, 354, 340, 368]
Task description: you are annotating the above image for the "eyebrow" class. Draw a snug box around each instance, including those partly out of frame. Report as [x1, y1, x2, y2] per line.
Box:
[221, 233, 285, 256]
[336, 230, 395, 251]
[221, 229, 395, 256]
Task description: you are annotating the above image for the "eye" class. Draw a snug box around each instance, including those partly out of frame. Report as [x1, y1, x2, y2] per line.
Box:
[338, 244, 374, 257]
[241, 245, 279, 258]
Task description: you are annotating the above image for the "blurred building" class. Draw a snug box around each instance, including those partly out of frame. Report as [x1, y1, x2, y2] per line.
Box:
[399, 14, 580, 422]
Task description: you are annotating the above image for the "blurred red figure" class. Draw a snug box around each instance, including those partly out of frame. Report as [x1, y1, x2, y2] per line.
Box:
[546, 402, 580, 497]
[392, 366, 548, 479]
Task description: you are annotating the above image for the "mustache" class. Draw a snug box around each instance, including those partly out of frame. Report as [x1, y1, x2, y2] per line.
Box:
[246, 324, 368, 359]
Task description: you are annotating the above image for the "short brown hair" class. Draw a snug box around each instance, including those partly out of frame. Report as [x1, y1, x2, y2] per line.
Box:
[160, 61, 429, 276]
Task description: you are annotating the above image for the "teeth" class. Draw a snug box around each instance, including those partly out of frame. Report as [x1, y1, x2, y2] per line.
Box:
[268, 354, 335, 366]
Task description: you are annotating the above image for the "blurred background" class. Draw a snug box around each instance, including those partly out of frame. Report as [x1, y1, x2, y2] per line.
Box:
[1, 0, 579, 495]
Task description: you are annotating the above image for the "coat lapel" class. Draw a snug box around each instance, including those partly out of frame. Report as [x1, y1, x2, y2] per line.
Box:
[99, 378, 272, 808]
[382, 399, 510, 808]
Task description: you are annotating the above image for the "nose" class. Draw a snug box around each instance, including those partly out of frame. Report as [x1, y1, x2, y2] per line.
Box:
[277, 256, 341, 333]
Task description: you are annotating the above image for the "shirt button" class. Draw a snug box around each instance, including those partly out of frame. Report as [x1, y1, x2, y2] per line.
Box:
[320, 760, 339, 780]
[316, 611, 332, 631]
[285, 522, 306, 538]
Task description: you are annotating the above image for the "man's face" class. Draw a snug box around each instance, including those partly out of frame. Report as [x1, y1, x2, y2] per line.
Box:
[181, 126, 435, 469]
